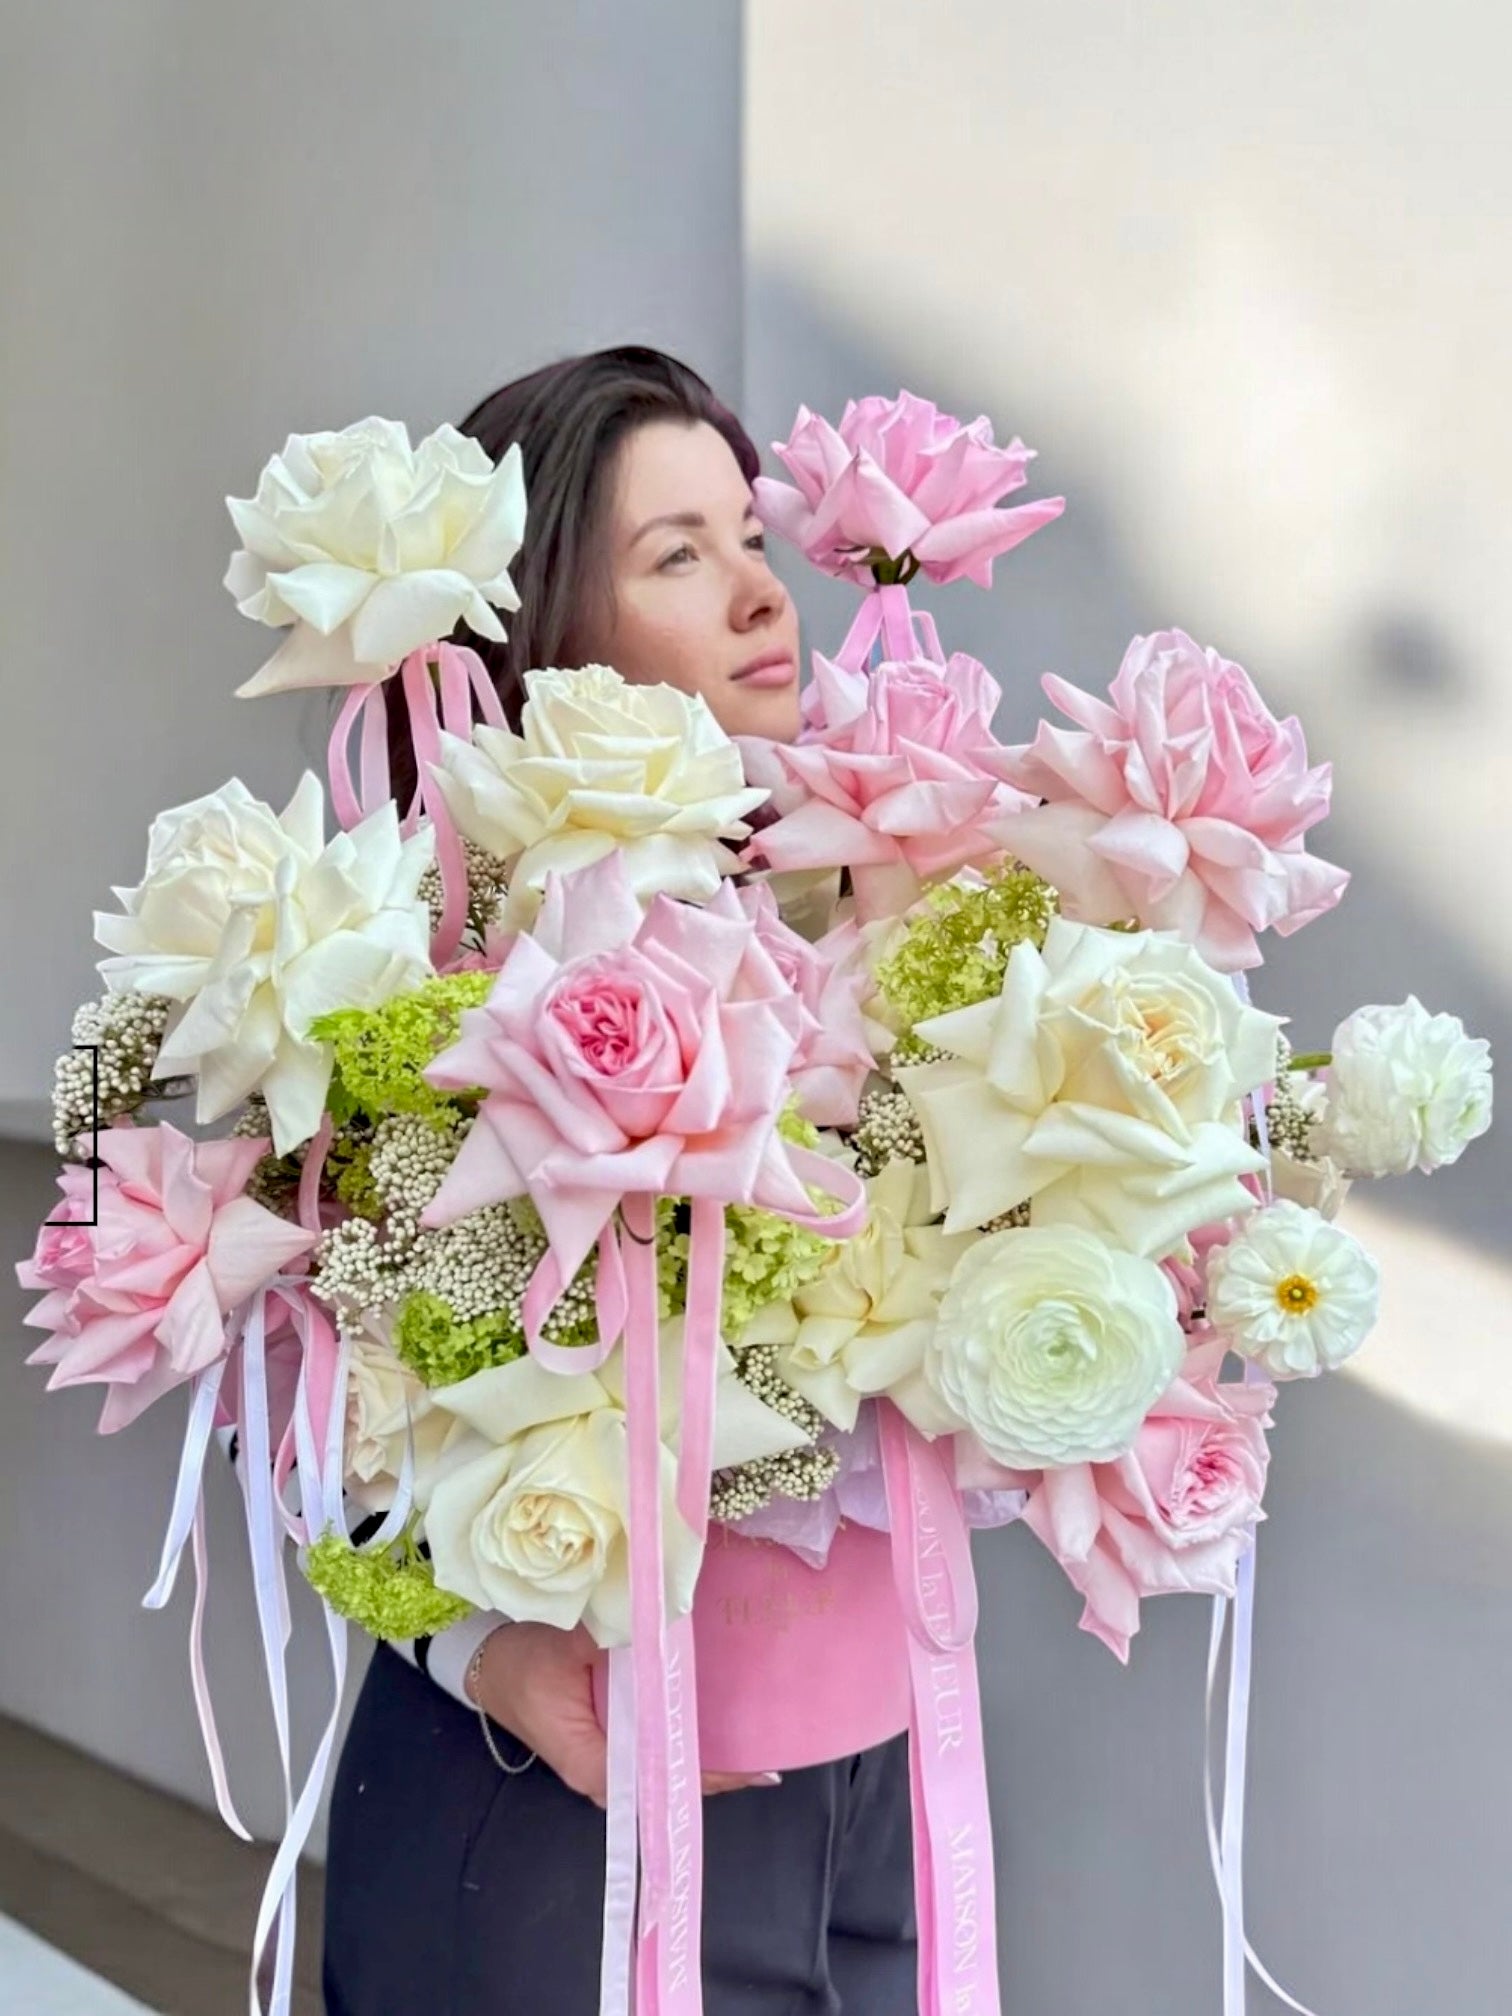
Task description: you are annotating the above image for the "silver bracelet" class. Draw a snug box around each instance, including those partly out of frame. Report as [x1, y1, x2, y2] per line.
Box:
[465, 1635, 537, 1777]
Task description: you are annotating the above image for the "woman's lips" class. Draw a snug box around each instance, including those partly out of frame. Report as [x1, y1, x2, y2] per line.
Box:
[732, 653, 797, 689]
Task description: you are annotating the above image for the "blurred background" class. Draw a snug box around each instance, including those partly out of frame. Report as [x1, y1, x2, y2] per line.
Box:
[1, 3, 1507, 2011]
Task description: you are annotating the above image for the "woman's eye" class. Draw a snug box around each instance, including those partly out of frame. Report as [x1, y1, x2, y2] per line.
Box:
[658, 544, 696, 570]
[745, 532, 767, 554]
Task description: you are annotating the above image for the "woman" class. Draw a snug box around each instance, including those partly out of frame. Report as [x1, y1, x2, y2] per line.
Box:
[321, 347, 917, 2016]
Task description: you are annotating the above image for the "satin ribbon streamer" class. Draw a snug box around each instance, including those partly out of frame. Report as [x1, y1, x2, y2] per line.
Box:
[509, 1164, 860, 2016]
[1204, 978, 1323, 2016]
[141, 1103, 380, 2016]
[325, 640, 505, 970]
[878, 1403, 1003, 2016]
[831, 580, 947, 677]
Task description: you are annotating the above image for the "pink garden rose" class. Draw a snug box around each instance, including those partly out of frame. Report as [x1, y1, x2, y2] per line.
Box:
[754, 393, 1064, 586]
[1160, 1222, 1235, 1328]
[744, 652, 1032, 921]
[17, 1124, 317, 1434]
[993, 629, 1349, 972]
[975, 1334, 1274, 1661]
[712, 881, 873, 1128]
[419, 854, 823, 1287]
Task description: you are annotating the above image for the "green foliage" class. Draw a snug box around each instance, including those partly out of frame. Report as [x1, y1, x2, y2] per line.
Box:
[310, 973, 494, 1129]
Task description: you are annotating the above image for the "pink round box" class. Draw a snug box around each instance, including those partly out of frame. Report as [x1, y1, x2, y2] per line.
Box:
[594, 1519, 912, 1774]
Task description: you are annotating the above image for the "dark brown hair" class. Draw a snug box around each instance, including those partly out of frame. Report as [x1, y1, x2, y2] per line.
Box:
[386, 344, 761, 809]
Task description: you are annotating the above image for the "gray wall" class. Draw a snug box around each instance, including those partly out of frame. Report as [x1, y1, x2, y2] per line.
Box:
[0, 0, 744, 1853]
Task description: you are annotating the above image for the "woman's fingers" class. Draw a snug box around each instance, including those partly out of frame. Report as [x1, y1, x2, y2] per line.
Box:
[700, 1771, 783, 1796]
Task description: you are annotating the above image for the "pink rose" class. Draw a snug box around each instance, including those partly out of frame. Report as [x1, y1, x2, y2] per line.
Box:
[745, 653, 1033, 921]
[20, 1165, 99, 1295]
[418, 853, 821, 1287]
[754, 392, 1064, 586]
[993, 629, 1349, 971]
[18, 1124, 317, 1434]
[1160, 1222, 1235, 1328]
[986, 1335, 1274, 1661]
[713, 881, 873, 1128]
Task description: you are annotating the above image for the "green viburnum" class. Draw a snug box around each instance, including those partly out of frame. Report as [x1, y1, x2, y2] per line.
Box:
[310, 972, 495, 1130]
[329, 1134, 384, 1221]
[655, 1110, 838, 1334]
[874, 864, 1056, 1032]
[302, 1528, 474, 1639]
[392, 1290, 527, 1387]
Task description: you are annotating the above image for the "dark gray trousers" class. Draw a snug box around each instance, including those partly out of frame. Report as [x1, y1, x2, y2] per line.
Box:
[323, 1643, 918, 2015]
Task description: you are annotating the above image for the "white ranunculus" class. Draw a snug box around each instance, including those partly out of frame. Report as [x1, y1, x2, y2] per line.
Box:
[94, 774, 435, 1154]
[418, 1321, 806, 1644]
[899, 917, 1283, 1258]
[1315, 997, 1493, 1178]
[1204, 1198, 1380, 1378]
[343, 1319, 452, 1516]
[226, 417, 526, 697]
[926, 1224, 1186, 1469]
[432, 664, 767, 923]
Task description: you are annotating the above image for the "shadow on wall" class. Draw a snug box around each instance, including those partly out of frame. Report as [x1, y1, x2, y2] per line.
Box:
[745, 266, 1509, 1255]
[973, 1367, 1512, 2016]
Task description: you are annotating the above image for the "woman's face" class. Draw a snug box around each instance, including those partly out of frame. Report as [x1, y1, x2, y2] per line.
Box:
[579, 418, 802, 743]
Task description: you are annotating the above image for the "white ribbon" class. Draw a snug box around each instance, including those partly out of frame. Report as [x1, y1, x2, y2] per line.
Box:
[1205, 977, 1324, 2016]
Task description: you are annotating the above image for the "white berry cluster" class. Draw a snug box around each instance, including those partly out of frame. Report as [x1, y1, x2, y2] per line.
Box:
[852, 1084, 926, 1177]
[1262, 1034, 1321, 1163]
[708, 1343, 837, 1523]
[312, 1110, 595, 1348]
[52, 992, 179, 1156]
[417, 837, 512, 946]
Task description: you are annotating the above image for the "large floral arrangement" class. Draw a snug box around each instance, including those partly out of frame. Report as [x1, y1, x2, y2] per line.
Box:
[17, 402, 1491, 2016]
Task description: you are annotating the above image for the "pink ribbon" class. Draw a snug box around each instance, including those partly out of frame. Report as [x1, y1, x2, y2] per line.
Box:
[324, 641, 506, 970]
[878, 1403, 1003, 2016]
[572, 1171, 860, 2015]
[829, 580, 947, 677]
[605, 1193, 715, 2016]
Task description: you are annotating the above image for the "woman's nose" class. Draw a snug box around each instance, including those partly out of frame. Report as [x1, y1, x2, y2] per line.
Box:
[731, 552, 789, 632]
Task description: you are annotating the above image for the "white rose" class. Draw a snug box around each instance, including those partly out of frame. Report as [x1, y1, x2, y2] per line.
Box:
[926, 1224, 1186, 1469]
[1204, 1198, 1381, 1378]
[418, 1320, 806, 1644]
[225, 417, 526, 697]
[343, 1320, 451, 1516]
[742, 1158, 973, 1436]
[900, 917, 1282, 1257]
[1315, 997, 1493, 1177]
[426, 1413, 639, 1633]
[94, 773, 434, 1154]
[433, 664, 767, 923]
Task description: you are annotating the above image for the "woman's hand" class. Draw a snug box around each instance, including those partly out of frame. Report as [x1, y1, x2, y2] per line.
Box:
[467, 1622, 782, 1808]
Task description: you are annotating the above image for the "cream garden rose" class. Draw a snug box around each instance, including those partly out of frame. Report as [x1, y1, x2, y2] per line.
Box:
[432, 664, 767, 925]
[418, 1321, 807, 1643]
[226, 418, 526, 696]
[739, 1158, 975, 1436]
[899, 917, 1282, 1257]
[1315, 997, 1493, 1178]
[1204, 1198, 1380, 1378]
[926, 1224, 1186, 1469]
[343, 1320, 451, 1517]
[94, 774, 435, 1155]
